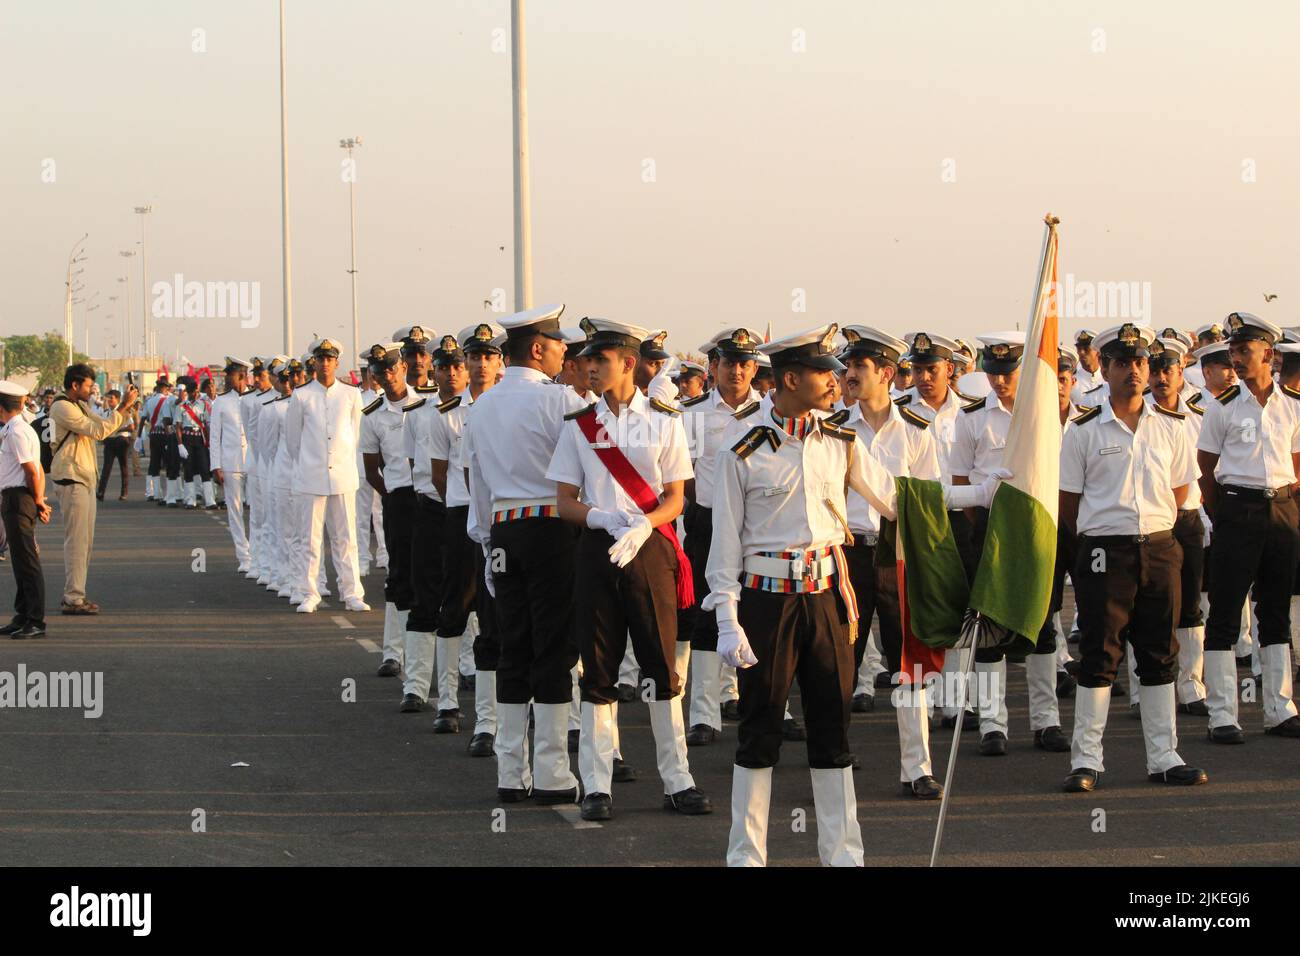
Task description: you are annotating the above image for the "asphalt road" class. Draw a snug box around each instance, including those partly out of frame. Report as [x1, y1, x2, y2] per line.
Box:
[0, 495, 1297, 867]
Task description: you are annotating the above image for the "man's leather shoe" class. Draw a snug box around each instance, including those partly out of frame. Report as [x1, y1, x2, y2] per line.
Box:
[1208, 724, 1246, 744]
[497, 787, 530, 803]
[874, 671, 894, 689]
[663, 787, 712, 814]
[467, 732, 495, 757]
[1111, 682, 1126, 698]
[1056, 671, 1077, 698]
[376, 658, 401, 678]
[532, 787, 578, 805]
[903, 775, 943, 800]
[580, 792, 613, 821]
[399, 694, 427, 713]
[852, 693, 875, 713]
[616, 683, 637, 702]
[60, 601, 99, 615]
[1034, 726, 1071, 752]
[940, 711, 980, 732]
[612, 758, 638, 783]
[1063, 768, 1100, 792]
[720, 700, 741, 721]
[1236, 654, 1252, 671]
[567, 728, 580, 753]
[685, 724, 716, 746]
[979, 731, 1008, 756]
[13, 624, 46, 640]
[433, 709, 461, 734]
[1149, 764, 1208, 785]
[1264, 715, 1300, 737]
[782, 717, 806, 741]
[0, 621, 23, 636]
[1063, 658, 1081, 677]
[1177, 699, 1210, 716]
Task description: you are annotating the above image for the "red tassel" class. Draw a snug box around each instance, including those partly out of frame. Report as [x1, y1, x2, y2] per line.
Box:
[675, 549, 695, 610]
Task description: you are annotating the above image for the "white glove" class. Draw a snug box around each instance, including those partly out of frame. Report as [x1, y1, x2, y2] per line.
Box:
[586, 508, 628, 534]
[943, 467, 1013, 510]
[715, 601, 758, 668]
[607, 513, 653, 568]
[482, 545, 497, 598]
[177, 443, 189, 461]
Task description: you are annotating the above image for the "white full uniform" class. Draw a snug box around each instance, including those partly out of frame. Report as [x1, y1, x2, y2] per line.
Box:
[209, 389, 250, 569]
[241, 388, 274, 578]
[356, 385, 387, 573]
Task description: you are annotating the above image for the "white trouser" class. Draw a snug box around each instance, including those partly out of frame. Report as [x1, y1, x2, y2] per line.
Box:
[896, 682, 933, 783]
[1026, 654, 1060, 731]
[855, 628, 886, 695]
[648, 698, 695, 794]
[674, 641, 691, 702]
[201, 479, 217, 508]
[403, 629, 435, 700]
[689, 649, 722, 730]
[436, 634, 463, 711]
[460, 613, 478, 677]
[1140, 683, 1184, 775]
[1259, 643, 1299, 729]
[300, 492, 364, 604]
[941, 647, 976, 718]
[1070, 685, 1111, 772]
[727, 766, 772, 867]
[618, 642, 640, 689]
[1176, 626, 1207, 704]
[579, 702, 617, 796]
[810, 768, 864, 867]
[247, 472, 264, 571]
[1127, 644, 1141, 708]
[381, 603, 407, 665]
[496, 703, 532, 791]
[356, 484, 386, 568]
[223, 472, 250, 568]
[474, 670, 497, 736]
[273, 483, 295, 593]
[1204, 650, 1240, 730]
[1291, 596, 1300, 659]
[532, 703, 577, 793]
[720, 662, 738, 702]
[976, 659, 1007, 736]
[569, 664, 582, 732]
[1054, 617, 1072, 672]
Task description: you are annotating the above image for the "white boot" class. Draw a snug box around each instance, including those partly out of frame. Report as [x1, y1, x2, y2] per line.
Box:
[1204, 650, 1240, 731]
[1176, 626, 1206, 705]
[202, 479, 217, 508]
[459, 614, 477, 679]
[1126, 644, 1141, 710]
[402, 629, 436, 702]
[474, 670, 497, 736]
[436, 635, 462, 712]
[1026, 653, 1060, 731]
[1070, 685, 1111, 772]
[1139, 682, 1183, 775]
[719, 662, 739, 706]
[532, 703, 578, 795]
[183, 477, 197, 507]
[569, 664, 582, 732]
[618, 642, 640, 691]
[578, 702, 616, 797]
[726, 766, 772, 867]
[495, 703, 533, 792]
[810, 767, 864, 867]
[380, 603, 405, 667]
[896, 682, 933, 783]
[864, 628, 887, 685]
[975, 659, 1007, 738]
[674, 641, 691, 697]
[688, 649, 722, 731]
[1259, 643, 1299, 730]
[167, 477, 181, 504]
[648, 699, 695, 795]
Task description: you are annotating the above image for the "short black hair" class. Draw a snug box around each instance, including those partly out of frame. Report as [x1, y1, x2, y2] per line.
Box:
[1282, 353, 1300, 376]
[64, 363, 95, 390]
[0, 394, 23, 413]
[106, 389, 122, 399]
[505, 333, 541, 364]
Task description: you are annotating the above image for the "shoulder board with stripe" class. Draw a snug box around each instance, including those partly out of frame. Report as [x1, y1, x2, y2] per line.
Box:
[1084, 383, 1105, 395]
[824, 408, 850, 426]
[415, 384, 438, 393]
[275, 394, 290, 402]
[819, 420, 855, 442]
[893, 394, 911, 406]
[403, 398, 425, 412]
[649, 397, 681, 416]
[437, 395, 462, 414]
[362, 397, 383, 415]
[258, 388, 273, 396]
[961, 396, 987, 413]
[681, 390, 710, 408]
[1184, 393, 1205, 416]
[953, 388, 978, 403]
[1283, 384, 1300, 401]
[219, 388, 233, 396]
[1070, 405, 1102, 426]
[1142, 386, 1152, 395]
[564, 402, 597, 421]
[262, 396, 279, 406]
[898, 406, 929, 429]
[732, 401, 761, 420]
[1152, 402, 1185, 420]
[1216, 384, 1240, 405]
[731, 425, 779, 460]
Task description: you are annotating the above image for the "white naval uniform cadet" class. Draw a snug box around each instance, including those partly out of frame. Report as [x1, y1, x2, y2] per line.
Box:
[256, 357, 292, 591]
[209, 358, 252, 572]
[356, 374, 388, 576]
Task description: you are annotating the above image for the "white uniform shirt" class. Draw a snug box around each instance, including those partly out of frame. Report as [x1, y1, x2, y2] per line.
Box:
[426, 391, 474, 508]
[209, 390, 248, 474]
[1071, 364, 1104, 405]
[1145, 392, 1205, 510]
[840, 401, 940, 535]
[1197, 382, 1300, 490]
[950, 394, 1015, 486]
[142, 393, 170, 434]
[271, 394, 298, 490]
[895, 385, 965, 482]
[547, 389, 693, 516]
[1183, 363, 1206, 391]
[1078, 380, 1109, 407]
[1060, 401, 1197, 536]
[0, 415, 40, 491]
[680, 387, 761, 509]
[285, 379, 363, 496]
[360, 392, 417, 494]
[463, 365, 587, 544]
[258, 394, 291, 489]
[240, 389, 270, 475]
[402, 389, 444, 501]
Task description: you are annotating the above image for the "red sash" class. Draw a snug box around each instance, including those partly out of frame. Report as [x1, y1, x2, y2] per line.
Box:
[148, 397, 166, 430]
[574, 409, 694, 609]
[179, 401, 208, 441]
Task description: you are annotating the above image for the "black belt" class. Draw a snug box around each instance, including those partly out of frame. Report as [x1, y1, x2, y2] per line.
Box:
[1078, 529, 1174, 546]
[1, 486, 32, 497]
[1221, 483, 1295, 500]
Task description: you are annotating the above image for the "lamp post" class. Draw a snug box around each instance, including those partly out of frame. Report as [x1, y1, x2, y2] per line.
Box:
[339, 136, 362, 370]
[279, 0, 294, 353]
[64, 234, 88, 364]
[119, 250, 137, 359]
[134, 206, 153, 357]
[108, 295, 119, 356]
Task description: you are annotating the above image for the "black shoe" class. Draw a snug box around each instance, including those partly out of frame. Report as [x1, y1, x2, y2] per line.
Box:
[12, 624, 46, 640]
[567, 728, 580, 753]
[979, 731, 1008, 756]
[0, 621, 23, 636]
[1264, 715, 1300, 738]
[1063, 658, 1081, 678]
[467, 732, 495, 757]
[852, 693, 875, 713]
[874, 671, 894, 690]
[1067, 628, 1080, 644]
[1176, 699, 1210, 717]
[1056, 671, 1077, 698]
[685, 724, 717, 746]
[1034, 726, 1071, 752]
[903, 775, 943, 800]
[497, 787, 531, 803]
[1063, 767, 1100, 792]
[580, 792, 613, 821]
[459, 673, 475, 691]
[156, 499, 167, 506]
[205, 503, 219, 510]
[782, 717, 806, 741]
[616, 683, 637, 703]
[720, 700, 741, 721]
[1236, 654, 1253, 671]
[850, 753, 861, 770]
[95, 492, 104, 502]
[1111, 682, 1127, 698]
[167, 501, 180, 508]
[376, 658, 401, 678]
[532, 787, 578, 805]
[1149, 764, 1208, 785]
[941, 711, 979, 732]
[663, 787, 713, 814]
[1208, 724, 1246, 744]
[612, 758, 639, 783]
[399, 694, 427, 713]
[433, 709, 461, 734]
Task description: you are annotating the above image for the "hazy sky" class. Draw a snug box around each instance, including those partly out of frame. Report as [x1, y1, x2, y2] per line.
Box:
[4, 0, 1297, 368]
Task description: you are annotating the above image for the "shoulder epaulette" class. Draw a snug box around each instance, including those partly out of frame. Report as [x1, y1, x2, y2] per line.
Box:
[403, 398, 425, 412]
[953, 389, 978, 403]
[961, 396, 987, 413]
[1142, 386, 1152, 395]
[219, 388, 232, 396]
[1185, 392, 1205, 416]
[275, 394, 290, 402]
[1084, 384, 1104, 395]
[415, 384, 438, 393]
[258, 388, 273, 396]
[819, 420, 855, 442]
[1152, 402, 1186, 420]
[649, 398, 681, 416]
[1070, 405, 1102, 426]
[681, 391, 710, 408]
[437, 395, 462, 414]
[898, 406, 930, 429]
[731, 425, 779, 460]
[733, 402, 761, 420]
[1282, 384, 1300, 401]
[1216, 384, 1240, 405]
[262, 396, 278, 406]
[362, 397, 383, 415]
[564, 402, 597, 421]
[824, 408, 851, 426]
[893, 394, 911, 406]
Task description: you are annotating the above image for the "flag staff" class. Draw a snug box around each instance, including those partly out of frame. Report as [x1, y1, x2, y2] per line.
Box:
[511, 0, 533, 311]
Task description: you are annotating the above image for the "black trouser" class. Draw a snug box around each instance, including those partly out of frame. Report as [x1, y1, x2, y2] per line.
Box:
[1173, 509, 1206, 628]
[147, 431, 180, 480]
[1073, 531, 1181, 688]
[472, 544, 501, 671]
[489, 515, 578, 705]
[98, 436, 130, 498]
[735, 586, 855, 769]
[380, 486, 416, 610]
[1206, 487, 1298, 652]
[1035, 525, 1075, 653]
[686, 503, 719, 652]
[842, 538, 904, 674]
[436, 505, 477, 637]
[1, 488, 44, 628]
[180, 432, 211, 483]
[406, 494, 446, 632]
[576, 528, 680, 703]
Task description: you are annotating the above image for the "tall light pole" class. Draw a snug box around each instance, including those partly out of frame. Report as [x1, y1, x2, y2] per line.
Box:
[339, 136, 362, 368]
[511, 0, 533, 311]
[64, 234, 88, 365]
[108, 295, 119, 357]
[134, 206, 153, 357]
[84, 291, 101, 357]
[116, 279, 129, 360]
[279, 0, 294, 353]
[119, 250, 137, 358]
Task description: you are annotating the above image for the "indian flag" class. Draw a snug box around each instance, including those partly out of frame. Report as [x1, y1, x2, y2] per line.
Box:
[968, 215, 1061, 642]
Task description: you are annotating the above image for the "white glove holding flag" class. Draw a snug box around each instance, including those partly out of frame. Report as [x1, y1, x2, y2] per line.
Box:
[607, 513, 653, 568]
[943, 468, 1013, 510]
[715, 601, 758, 669]
[482, 544, 496, 598]
[177, 443, 189, 461]
[586, 508, 629, 535]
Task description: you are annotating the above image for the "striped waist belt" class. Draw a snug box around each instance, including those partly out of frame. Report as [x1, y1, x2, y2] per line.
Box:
[743, 547, 837, 594]
[492, 496, 559, 524]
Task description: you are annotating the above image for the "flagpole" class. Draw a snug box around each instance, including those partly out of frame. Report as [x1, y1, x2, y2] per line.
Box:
[929, 214, 1058, 867]
[511, 0, 533, 311]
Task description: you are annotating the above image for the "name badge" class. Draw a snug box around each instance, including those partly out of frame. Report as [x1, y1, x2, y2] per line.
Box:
[764, 485, 788, 497]
[1099, 446, 1122, 456]
[590, 441, 612, 450]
